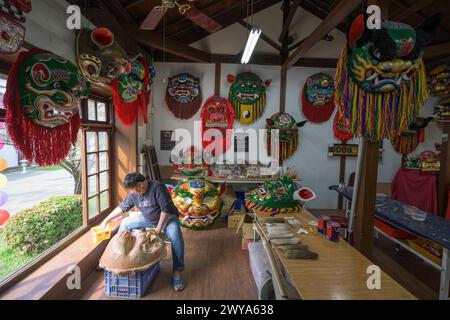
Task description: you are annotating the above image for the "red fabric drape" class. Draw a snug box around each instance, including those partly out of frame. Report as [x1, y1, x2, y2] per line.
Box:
[391, 167, 438, 214]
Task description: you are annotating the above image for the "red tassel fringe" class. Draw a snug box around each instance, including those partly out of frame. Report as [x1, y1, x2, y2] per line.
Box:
[4, 48, 80, 166]
[301, 87, 335, 123]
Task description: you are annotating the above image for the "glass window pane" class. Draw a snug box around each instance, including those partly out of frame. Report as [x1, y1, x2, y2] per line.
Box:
[100, 172, 109, 192]
[88, 100, 96, 121]
[87, 154, 98, 175]
[88, 196, 99, 219]
[100, 192, 109, 212]
[97, 102, 106, 122]
[99, 152, 108, 172]
[86, 132, 97, 152]
[99, 132, 108, 151]
[88, 175, 98, 197]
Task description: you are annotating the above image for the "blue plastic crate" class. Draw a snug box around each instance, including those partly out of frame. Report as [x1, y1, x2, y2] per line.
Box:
[104, 263, 160, 299]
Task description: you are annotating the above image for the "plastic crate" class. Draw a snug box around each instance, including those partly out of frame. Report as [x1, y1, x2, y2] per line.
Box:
[104, 263, 160, 299]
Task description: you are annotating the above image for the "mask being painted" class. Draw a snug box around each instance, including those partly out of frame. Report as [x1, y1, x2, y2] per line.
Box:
[76, 27, 130, 85]
[201, 95, 235, 156]
[166, 73, 202, 119]
[171, 179, 223, 230]
[228, 72, 271, 125]
[4, 49, 91, 166]
[302, 73, 335, 123]
[245, 176, 305, 216]
[266, 112, 306, 162]
[429, 63, 450, 96]
[99, 229, 167, 274]
[335, 13, 440, 142]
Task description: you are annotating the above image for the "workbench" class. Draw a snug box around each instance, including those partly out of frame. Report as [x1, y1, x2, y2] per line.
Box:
[170, 174, 302, 184]
[252, 208, 416, 300]
[329, 185, 450, 300]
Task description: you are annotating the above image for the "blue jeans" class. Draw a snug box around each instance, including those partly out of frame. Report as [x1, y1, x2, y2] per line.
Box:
[118, 214, 185, 273]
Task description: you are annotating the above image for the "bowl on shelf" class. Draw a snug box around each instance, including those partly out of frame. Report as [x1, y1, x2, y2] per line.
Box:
[411, 211, 427, 222]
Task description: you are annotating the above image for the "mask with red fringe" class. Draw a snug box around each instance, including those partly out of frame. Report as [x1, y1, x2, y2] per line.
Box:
[302, 73, 335, 123]
[3, 48, 91, 166]
[112, 55, 151, 126]
[333, 111, 354, 142]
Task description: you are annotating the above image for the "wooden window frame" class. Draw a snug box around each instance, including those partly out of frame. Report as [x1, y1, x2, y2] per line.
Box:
[0, 93, 116, 294]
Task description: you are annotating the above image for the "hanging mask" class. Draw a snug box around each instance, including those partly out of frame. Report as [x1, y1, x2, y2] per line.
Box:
[429, 63, 450, 96]
[166, 73, 202, 119]
[4, 49, 91, 166]
[0, 0, 31, 54]
[333, 112, 354, 142]
[112, 56, 151, 126]
[76, 27, 131, 85]
[266, 112, 305, 161]
[171, 178, 224, 230]
[201, 95, 235, 156]
[302, 73, 335, 123]
[390, 117, 432, 154]
[245, 176, 303, 216]
[434, 98, 450, 123]
[228, 72, 271, 125]
[335, 13, 440, 142]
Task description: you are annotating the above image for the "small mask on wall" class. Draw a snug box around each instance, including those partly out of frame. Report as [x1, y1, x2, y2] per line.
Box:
[429, 63, 450, 96]
[228, 72, 271, 125]
[0, 0, 32, 54]
[165, 73, 202, 119]
[333, 112, 354, 142]
[302, 73, 335, 123]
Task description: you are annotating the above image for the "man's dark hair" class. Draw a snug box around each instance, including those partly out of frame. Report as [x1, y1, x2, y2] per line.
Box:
[124, 172, 146, 188]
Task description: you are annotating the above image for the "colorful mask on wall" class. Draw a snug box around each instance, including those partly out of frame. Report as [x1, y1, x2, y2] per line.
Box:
[76, 27, 130, 85]
[302, 73, 335, 123]
[4, 49, 91, 166]
[165, 73, 202, 119]
[429, 63, 450, 96]
[201, 95, 235, 155]
[335, 13, 440, 142]
[333, 112, 354, 142]
[171, 178, 223, 230]
[99, 229, 167, 274]
[171, 146, 210, 176]
[390, 117, 432, 154]
[0, 0, 31, 54]
[435, 98, 450, 123]
[245, 176, 302, 216]
[228, 72, 271, 125]
[112, 55, 151, 126]
[266, 112, 305, 161]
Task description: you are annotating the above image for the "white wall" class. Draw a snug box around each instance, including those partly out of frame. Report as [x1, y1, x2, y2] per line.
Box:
[142, 62, 443, 209]
[24, 0, 94, 63]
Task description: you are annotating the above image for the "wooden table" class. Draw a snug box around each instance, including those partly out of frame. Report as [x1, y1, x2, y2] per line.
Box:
[170, 174, 302, 184]
[253, 208, 416, 300]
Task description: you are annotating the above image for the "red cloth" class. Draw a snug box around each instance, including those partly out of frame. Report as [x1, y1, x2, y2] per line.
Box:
[391, 167, 438, 214]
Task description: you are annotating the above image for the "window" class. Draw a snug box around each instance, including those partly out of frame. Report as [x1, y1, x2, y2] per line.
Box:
[81, 96, 114, 223]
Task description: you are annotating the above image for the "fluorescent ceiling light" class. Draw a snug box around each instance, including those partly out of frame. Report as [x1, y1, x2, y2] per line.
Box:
[241, 27, 261, 64]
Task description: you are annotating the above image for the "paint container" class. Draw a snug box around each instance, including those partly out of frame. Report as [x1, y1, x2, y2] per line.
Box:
[317, 215, 330, 234]
[326, 222, 341, 242]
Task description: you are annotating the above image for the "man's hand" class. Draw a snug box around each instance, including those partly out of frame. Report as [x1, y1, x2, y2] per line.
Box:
[154, 227, 162, 235]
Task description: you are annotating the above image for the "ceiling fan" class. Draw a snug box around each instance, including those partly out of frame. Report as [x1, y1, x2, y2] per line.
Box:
[140, 0, 223, 34]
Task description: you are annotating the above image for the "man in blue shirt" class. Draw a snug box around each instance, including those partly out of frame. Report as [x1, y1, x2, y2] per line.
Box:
[100, 173, 185, 291]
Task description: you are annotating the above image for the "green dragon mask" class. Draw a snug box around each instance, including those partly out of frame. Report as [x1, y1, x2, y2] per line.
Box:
[228, 72, 271, 125]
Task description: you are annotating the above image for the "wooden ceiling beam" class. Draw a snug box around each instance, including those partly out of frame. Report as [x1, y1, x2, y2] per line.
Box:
[103, 0, 135, 23]
[278, 0, 304, 43]
[424, 41, 450, 60]
[167, 0, 281, 44]
[282, 0, 361, 70]
[238, 20, 282, 52]
[124, 24, 211, 63]
[298, 0, 351, 35]
[393, 0, 436, 22]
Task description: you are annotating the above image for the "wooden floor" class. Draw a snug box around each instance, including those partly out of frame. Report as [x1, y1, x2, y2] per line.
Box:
[76, 219, 258, 300]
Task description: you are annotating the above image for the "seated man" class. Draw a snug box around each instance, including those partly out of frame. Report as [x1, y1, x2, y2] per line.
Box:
[100, 172, 185, 291]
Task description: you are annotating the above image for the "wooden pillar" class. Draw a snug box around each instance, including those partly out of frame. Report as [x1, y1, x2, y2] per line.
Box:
[338, 142, 347, 209]
[215, 63, 221, 96]
[438, 123, 450, 217]
[352, 0, 388, 259]
[279, 0, 291, 113]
